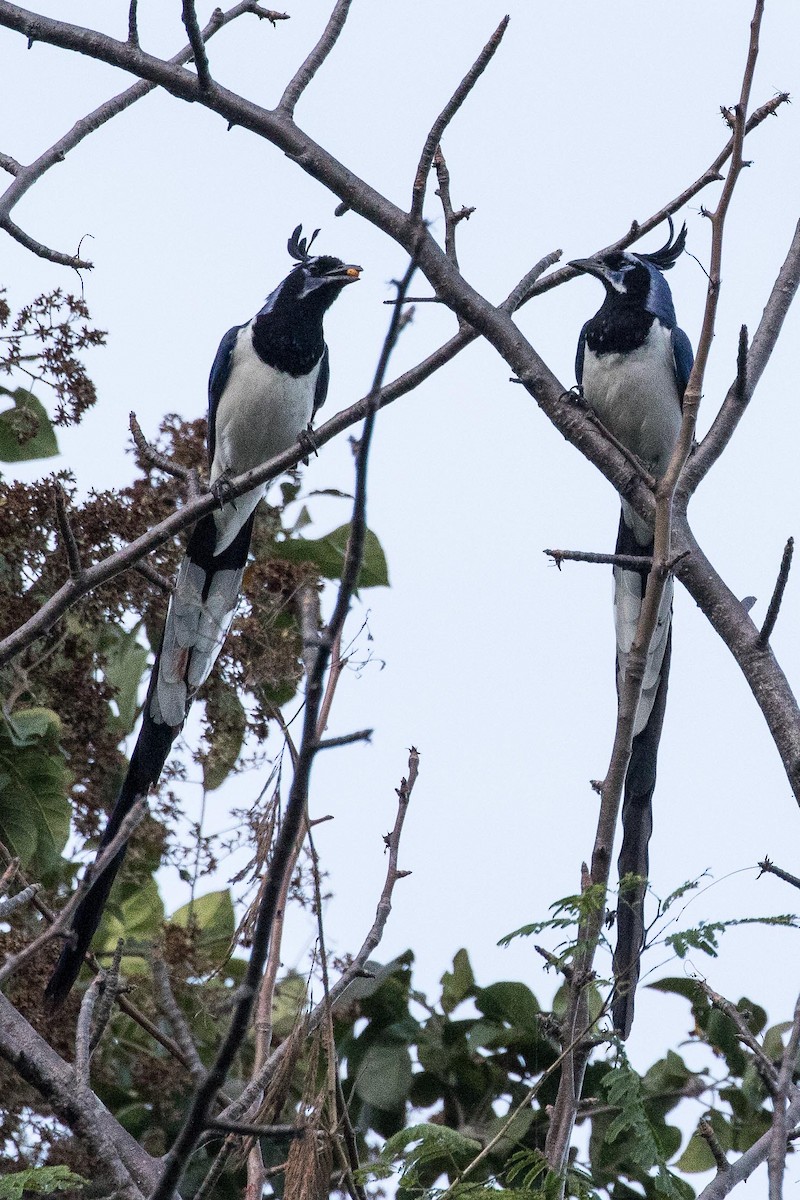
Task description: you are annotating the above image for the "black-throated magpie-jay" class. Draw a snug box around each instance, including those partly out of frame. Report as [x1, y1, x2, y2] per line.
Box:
[46, 228, 361, 1004]
[570, 222, 693, 1038]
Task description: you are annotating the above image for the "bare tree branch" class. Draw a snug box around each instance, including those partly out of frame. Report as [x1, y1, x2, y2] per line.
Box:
[433, 146, 475, 271]
[0, 1, 271, 267]
[544, 548, 653, 572]
[217, 745, 417, 1127]
[758, 857, 800, 892]
[0, 213, 92, 269]
[686, 218, 800, 491]
[182, 0, 212, 90]
[0, 882, 37, 919]
[0, 991, 160, 1194]
[759, 537, 794, 646]
[0, 799, 146, 985]
[411, 17, 509, 220]
[768, 990, 800, 1198]
[278, 0, 352, 116]
[53, 481, 83, 580]
[152, 952, 207, 1085]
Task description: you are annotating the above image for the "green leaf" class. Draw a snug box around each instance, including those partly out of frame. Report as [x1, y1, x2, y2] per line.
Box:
[355, 1042, 413, 1111]
[169, 888, 235, 955]
[0, 386, 59, 461]
[763, 1020, 794, 1060]
[372, 1123, 481, 1189]
[271, 971, 308, 1041]
[475, 980, 540, 1032]
[274, 522, 389, 588]
[602, 1054, 686, 1199]
[440, 948, 475, 1014]
[0, 1166, 88, 1197]
[0, 708, 71, 876]
[676, 1131, 714, 1173]
[96, 877, 164, 971]
[202, 685, 247, 791]
[97, 622, 149, 735]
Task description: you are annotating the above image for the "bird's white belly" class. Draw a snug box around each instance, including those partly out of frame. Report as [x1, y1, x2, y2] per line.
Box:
[208, 326, 320, 555]
[582, 324, 681, 478]
[211, 329, 319, 482]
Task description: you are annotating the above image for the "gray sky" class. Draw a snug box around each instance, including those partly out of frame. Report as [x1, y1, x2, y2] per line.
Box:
[3, 0, 800, 1137]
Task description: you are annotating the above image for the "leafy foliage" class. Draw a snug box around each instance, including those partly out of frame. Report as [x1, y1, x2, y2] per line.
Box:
[0, 1166, 88, 1198]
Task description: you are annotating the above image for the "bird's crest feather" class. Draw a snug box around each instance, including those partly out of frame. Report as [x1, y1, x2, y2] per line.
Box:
[637, 218, 687, 273]
[288, 224, 321, 263]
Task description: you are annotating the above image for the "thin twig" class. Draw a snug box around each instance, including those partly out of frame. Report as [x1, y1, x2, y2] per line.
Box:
[152, 953, 207, 1084]
[74, 977, 101, 1087]
[129, 411, 196, 489]
[758, 537, 794, 645]
[53, 482, 83, 579]
[182, 0, 212, 90]
[315, 629, 345, 738]
[127, 0, 138, 46]
[194, 1138, 237, 1200]
[544, 548, 653, 572]
[133, 560, 174, 594]
[0, 213, 93, 269]
[315, 729, 372, 751]
[0, 857, 18, 897]
[88, 940, 125, 1055]
[0, 799, 147, 986]
[758, 857, 800, 892]
[207, 1118, 301, 1138]
[216, 748, 418, 1129]
[433, 145, 474, 270]
[278, 0, 352, 116]
[411, 17, 509, 219]
[698, 979, 780, 1092]
[294, 582, 322, 679]
[768, 991, 800, 1198]
[699, 1120, 730, 1174]
[0, 882, 37, 919]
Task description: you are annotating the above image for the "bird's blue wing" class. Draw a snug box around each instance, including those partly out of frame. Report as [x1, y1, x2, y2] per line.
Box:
[671, 325, 694, 400]
[207, 325, 241, 468]
[313, 343, 330, 420]
[575, 321, 590, 387]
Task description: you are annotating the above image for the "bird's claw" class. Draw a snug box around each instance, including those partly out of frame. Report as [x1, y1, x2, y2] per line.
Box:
[562, 384, 587, 406]
[211, 470, 236, 508]
[298, 424, 318, 463]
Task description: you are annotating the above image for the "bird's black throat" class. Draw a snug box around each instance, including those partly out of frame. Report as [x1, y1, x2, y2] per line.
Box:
[584, 296, 655, 358]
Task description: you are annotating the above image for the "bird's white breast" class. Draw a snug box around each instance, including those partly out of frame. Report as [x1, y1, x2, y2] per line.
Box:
[210, 323, 320, 482]
[208, 324, 321, 555]
[582, 321, 682, 478]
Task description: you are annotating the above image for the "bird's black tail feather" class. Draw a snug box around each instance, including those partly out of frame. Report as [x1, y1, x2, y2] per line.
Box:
[612, 631, 671, 1039]
[610, 512, 673, 1039]
[45, 685, 176, 1006]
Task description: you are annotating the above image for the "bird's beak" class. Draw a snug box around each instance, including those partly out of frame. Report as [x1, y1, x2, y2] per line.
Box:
[568, 257, 605, 280]
[326, 264, 363, 285]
